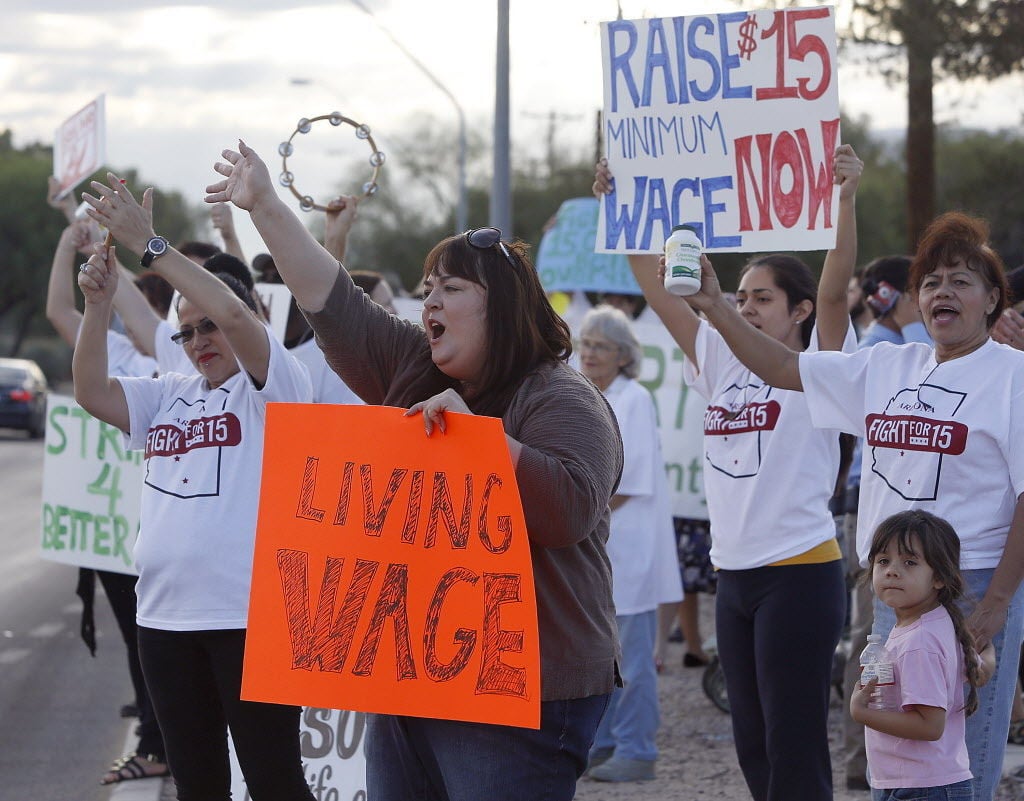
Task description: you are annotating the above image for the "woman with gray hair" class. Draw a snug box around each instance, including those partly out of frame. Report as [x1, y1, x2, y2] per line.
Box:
[578, 305, 682, 783]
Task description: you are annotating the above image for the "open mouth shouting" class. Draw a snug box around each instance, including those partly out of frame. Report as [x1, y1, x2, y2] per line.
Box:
[427, 318, 446, 345]
[930, 304, 959, 324]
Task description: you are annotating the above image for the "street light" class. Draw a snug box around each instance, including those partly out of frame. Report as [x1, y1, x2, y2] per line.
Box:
[347, 0, 468, 234]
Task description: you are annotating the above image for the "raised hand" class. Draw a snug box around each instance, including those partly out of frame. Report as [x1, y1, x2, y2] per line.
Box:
[81, 173, 156, 255]
[324, 194, 360, 262]
[62, 219, 100, 256]
[325, 195, 359, 233]
[592, 158, 613, 198]
[47, 175, 78, 223]
[206, 140, 275, 213]
[77, 244, 118, 306]
[210, 202, 237, 238]
[833, 144, 863, 201]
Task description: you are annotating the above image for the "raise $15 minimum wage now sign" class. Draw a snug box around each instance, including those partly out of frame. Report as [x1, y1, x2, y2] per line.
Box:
[597, 6, 841, 254]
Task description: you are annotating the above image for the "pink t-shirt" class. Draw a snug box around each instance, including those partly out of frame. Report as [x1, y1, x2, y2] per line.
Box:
[866, 606, 972, 789]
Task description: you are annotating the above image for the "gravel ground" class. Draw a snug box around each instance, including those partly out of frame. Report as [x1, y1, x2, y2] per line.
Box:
[573, 632, 867, 801]
[153, 599, 1024, 800]
[574, 602, 1024, 801]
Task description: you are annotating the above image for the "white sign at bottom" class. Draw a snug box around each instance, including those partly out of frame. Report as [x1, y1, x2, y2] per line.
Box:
[230, 707, 367, 800]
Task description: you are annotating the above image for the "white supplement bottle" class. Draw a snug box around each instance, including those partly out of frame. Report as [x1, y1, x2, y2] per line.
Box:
[664, 224, 703, 296]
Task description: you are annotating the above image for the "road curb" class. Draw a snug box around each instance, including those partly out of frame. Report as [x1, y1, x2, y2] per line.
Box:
[106, 722, 165, 801]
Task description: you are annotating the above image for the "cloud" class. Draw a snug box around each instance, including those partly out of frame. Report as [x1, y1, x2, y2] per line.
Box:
[16, 0, 340, 11]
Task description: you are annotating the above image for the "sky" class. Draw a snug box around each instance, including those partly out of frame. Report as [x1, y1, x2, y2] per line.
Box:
[4, 0, 1022, 262]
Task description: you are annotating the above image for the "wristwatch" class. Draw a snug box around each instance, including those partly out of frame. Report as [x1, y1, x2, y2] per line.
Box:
[141, 236, 169, 268]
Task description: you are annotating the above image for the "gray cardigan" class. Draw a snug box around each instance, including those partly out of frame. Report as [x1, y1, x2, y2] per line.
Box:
[304, 270, 622, 701]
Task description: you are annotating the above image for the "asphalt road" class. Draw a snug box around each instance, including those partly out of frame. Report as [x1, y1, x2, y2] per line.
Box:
[0, 430, 133, 801]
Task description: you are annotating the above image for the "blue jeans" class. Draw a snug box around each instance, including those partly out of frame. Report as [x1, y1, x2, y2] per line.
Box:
[872, 568, 1024, 801]
[365, 694, 610, 801]
[591, 610, 659, 761]
[871, 778, 974, 800]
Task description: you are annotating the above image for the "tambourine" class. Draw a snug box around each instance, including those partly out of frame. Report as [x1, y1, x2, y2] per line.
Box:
[277, 112, 385, 212]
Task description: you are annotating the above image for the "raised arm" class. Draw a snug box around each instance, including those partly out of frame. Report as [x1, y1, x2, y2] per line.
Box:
[47, 176, 79, 224]
[46, 222, 96, 347]
[628, 254, 701, 366]
[206, 142, 341, 312]
[73, 246, 130, 432]
[686, 257, 803, 391]
[324, 195, 360, 264]
[594, 159, 701, 365]
[111, 262, 162, 357]
[84, 173, 271, 386]
[815, 144, 863, 351]
[210, 202, 247, 263]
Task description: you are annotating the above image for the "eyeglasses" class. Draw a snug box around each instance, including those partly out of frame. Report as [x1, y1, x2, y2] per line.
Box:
[464, 227, 515, 266]
[578, 337, 617, 354]
[171, 317, 218, 346]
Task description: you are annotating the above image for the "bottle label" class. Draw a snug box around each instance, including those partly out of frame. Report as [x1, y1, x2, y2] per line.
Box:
[670, 264, 700, 280]
[860, 662, 895, 686]
[666, 242, 700, 263]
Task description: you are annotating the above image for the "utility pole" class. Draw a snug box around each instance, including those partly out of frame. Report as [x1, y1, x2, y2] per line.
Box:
[491, 0, 512, 236]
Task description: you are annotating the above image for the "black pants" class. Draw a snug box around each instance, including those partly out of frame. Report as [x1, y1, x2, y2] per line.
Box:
[79, 569, 165, 758]
[138, 627, 314, 801]
[715, 560, 846, 801]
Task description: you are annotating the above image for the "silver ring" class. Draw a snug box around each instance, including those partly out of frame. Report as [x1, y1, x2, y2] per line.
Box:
[79, 262, 89, 273]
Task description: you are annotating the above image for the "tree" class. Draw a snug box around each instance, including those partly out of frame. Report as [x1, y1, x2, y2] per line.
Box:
[846, 0, 1024, 249]
[936, 129, 1024, 267]
[321, 115, 603, 293]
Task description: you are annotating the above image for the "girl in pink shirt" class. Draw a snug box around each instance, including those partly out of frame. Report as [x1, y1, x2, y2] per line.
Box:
[852, 511, 993, 800]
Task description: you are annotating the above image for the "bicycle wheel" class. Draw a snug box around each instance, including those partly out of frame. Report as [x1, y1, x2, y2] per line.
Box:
[702, 656, 730, 714]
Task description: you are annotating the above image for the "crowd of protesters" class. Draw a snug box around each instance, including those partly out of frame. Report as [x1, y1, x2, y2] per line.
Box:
[36, 132, 1024, 801]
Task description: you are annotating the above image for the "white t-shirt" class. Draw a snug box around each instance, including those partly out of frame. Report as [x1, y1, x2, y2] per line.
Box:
[116, 333, 312, 630]
[154, 319, 195, 376]
[75, 323, 158, 379]
[605, 375, 684, 614]
[800, 338, 1024, 568]
[106, 330, 157, 378]
[288, 337, 363, 405]
[684, 320, 855, 569]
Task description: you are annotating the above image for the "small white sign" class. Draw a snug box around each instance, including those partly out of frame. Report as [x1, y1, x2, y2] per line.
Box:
[53, 94, 107, 200]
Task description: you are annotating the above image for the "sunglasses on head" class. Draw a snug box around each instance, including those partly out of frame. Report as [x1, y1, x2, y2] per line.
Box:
[464, 227, 515, 266]
[171, 317, 218, 346]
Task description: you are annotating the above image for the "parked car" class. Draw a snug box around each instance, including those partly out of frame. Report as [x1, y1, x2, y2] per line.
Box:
[0, 358, 48, 438]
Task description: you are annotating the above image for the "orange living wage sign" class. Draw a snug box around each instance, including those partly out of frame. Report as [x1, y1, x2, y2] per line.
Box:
[242, 404, 540, 729]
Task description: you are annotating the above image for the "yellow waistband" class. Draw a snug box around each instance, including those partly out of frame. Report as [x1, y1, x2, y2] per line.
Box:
[768, 538, 842, 566]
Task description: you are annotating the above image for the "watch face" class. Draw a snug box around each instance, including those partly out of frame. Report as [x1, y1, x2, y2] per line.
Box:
[148, 237, 168, 256]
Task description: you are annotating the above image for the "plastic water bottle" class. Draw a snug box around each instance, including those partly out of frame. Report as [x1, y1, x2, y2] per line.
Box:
[859, 634, 898, 711]
[663, 224, 703, 296]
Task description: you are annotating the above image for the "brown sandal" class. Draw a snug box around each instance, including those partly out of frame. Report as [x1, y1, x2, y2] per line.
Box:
[99, 752, 170, 785]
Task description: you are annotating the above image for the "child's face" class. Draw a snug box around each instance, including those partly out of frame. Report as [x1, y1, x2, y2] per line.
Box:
[871, 535, 944, 624]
